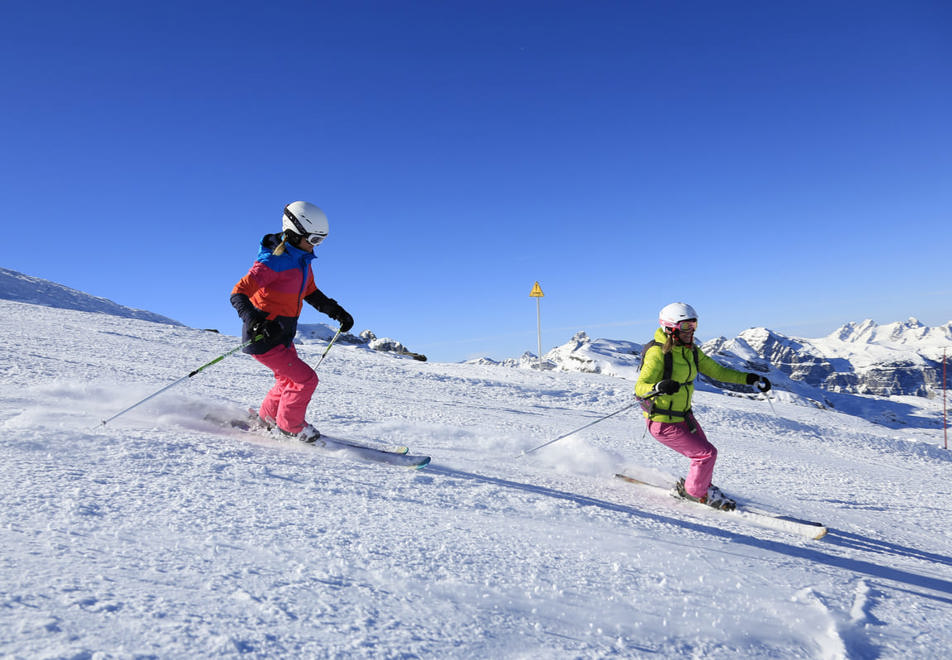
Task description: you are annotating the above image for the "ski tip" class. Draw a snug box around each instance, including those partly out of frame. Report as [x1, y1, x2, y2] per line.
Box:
[614, 473, 645, 485]
[414, 456, 432, 469]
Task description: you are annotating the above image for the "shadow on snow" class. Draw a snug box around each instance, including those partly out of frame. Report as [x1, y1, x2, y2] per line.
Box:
[428, 464, 952, 605]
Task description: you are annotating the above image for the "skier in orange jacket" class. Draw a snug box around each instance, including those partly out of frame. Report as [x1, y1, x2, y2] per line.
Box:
[231, 201, 353, 442]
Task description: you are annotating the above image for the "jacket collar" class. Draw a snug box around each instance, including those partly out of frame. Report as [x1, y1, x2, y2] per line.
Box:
[282, 239, 316, 263]
[259, 233, 316, 264]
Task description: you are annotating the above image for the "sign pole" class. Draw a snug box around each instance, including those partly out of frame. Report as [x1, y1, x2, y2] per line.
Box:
[529, 281, 545, 369]
[537, 297, 542, 368]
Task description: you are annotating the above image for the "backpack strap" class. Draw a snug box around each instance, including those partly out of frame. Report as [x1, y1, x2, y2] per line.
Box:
[640, 341, 698, 382]
[662, 349, 673, 381]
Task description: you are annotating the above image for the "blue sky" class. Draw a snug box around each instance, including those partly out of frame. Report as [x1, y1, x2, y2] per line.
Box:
[2, 1, 950, 362]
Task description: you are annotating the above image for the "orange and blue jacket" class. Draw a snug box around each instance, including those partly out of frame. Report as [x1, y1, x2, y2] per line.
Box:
[230, 233, 333, 354]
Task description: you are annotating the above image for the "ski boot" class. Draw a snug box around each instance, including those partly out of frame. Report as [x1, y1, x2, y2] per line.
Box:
[676, 478, 737, 511]
[246, 408, 273, 431]
[276, 422, 321, 444]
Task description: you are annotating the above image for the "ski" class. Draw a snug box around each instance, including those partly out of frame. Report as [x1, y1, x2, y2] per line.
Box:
[317, 437, 431, 469]
[615, 473, 828, 540]
[314, 435, 410, 456]
[209, 410, 410, 454]
[203, 412, 429, 469]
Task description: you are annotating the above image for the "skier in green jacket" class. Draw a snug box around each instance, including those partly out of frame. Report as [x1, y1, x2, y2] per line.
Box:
[635, 302, 771, 510]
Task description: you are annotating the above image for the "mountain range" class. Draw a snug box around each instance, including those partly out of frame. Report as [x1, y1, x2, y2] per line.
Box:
[502, 321, 950, 402]
[471, 322, 950, 430]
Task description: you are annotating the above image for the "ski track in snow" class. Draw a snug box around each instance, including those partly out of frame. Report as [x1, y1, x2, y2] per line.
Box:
[2, 299, 952, 658]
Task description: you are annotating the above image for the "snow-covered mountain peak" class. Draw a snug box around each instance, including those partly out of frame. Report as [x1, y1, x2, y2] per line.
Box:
[830, 319, 879, 343]
[733, 326, 803, 353]
[568, 330, 591, 346]
[539, 331, 643, 379]
[826, 317, 951, 352]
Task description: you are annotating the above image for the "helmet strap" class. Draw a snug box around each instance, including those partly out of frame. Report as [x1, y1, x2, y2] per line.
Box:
[283, 206, 309, 235]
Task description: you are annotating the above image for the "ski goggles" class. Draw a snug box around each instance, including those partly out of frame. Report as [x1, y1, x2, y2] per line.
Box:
[302, 232, 326, 246]
[667, 320, 697, 332]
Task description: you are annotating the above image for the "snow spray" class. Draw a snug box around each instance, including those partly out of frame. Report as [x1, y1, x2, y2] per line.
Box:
[96, 335, 262, 428]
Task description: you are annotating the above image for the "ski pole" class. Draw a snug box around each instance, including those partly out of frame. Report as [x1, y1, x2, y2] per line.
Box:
[520, 402, 638, 456]
[313, 325, 344, 370]
[754, 382, 777, 415]
[97, 335, 262, 427]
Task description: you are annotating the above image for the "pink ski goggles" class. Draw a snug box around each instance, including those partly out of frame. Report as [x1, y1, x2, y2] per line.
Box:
[664, 319, 697, 332]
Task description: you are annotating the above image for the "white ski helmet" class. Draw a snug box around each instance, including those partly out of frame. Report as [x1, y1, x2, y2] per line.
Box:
[283, 201, 329, 245]
[659, 302, 698, 331]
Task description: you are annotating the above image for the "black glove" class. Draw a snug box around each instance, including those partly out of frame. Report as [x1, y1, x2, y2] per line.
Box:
[655, 379, 681, 395]
[251, 318, 282, 341]
[326, 301, 354, 332]
[746, 373, 772, 392]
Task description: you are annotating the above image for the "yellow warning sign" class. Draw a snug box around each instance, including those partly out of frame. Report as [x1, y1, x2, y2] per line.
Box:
[529, 281, 544, 298]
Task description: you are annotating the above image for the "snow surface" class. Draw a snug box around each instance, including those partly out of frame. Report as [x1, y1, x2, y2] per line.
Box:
[2, 298, 952, 659]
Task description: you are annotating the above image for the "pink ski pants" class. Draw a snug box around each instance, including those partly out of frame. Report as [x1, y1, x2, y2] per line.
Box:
[647, 418, 717, 499]
[252, 343, 318, 434]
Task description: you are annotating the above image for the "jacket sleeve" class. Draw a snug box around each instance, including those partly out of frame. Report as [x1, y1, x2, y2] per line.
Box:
[697, 350, 749, 385]
[230, 293, 265, 324]
[304, 288, 337, 315]
[304, 287, 329, 311]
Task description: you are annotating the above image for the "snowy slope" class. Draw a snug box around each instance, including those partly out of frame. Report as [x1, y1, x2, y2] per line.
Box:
[0, 267, 182, 326]
[2, 298, 952, 658]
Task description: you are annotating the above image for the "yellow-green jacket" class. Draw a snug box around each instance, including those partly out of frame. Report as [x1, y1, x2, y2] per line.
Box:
[635, 327, 749, 423]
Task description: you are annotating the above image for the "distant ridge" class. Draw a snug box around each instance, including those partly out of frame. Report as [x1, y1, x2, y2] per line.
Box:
[0, 267, 427, 359]
[0, 267, 182, 326]
[475, 318, 951, 405]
